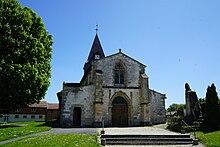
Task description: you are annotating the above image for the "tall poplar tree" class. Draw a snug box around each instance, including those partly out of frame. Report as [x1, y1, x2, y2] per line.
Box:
[204, 84, 220, 130]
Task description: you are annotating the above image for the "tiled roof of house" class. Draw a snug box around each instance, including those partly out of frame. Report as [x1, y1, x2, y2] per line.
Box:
[29, 101, 47, 108]
[47, 103, 59, 109]
[29, 101, 59, 109]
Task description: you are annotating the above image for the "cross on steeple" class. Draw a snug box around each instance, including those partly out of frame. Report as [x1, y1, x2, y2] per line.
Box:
[95, 24, 98, 33]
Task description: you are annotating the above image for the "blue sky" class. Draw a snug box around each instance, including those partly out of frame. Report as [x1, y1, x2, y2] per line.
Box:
[17, 0, 220, 108]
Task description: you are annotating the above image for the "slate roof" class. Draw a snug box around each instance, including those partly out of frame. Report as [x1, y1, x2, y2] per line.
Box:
[87, 34, 105, 62]
[83, 34, 105, 73]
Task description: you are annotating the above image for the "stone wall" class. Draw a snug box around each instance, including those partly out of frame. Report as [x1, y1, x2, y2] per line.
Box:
[149, 89, 166, 124]
[102, 88, 141, 126]
[60, 85, 95, 127]
[96, 53, 145, 87]
[96, 53, 147, 126]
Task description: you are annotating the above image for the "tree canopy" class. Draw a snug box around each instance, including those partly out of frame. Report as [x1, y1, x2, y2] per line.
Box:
[167, 103, 179, 112]
[0, 0, 53, 112]
[167, 103, 185, 116]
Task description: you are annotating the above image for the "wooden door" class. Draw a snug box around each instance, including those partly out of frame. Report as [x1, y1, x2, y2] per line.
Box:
[112, 97, 128, 127]
[73, 107, 81, 127]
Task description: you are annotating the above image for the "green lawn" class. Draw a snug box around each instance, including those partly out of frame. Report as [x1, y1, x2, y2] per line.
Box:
[0, 122, 51, 141]
[167, 123, 220, 147]
[0, 134, 101, 147]
[196, 130, 220, 147]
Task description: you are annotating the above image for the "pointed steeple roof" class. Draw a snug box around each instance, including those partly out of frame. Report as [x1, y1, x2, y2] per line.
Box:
[87, 34, 105, 62]
[83, 34, 105, 73]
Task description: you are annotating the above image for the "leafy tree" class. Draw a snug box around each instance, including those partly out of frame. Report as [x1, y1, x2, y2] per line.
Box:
[167, 103, 186, 116]
[167, 103, 179, 112]
[176, 104, 185, 116]
[198, 98, 205, 117]
[0, 0, 53, 112]
[204, 84, 220, 130]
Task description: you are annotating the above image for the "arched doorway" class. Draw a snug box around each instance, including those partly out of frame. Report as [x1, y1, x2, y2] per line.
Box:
[73, 107, 81, 127]
[112, 96, 128, 127]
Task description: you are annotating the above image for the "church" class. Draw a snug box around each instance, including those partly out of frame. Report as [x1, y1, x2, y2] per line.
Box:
[57, 33, 166, 127]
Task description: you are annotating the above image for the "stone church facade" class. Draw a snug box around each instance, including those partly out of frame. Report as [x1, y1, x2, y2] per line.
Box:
[57, 34, 166, 127]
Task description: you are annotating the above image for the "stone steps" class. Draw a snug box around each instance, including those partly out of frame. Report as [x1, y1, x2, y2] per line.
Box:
[100, 134, 194, 146]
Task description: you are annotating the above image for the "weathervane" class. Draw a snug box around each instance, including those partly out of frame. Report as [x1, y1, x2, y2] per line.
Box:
[95, 24, 98, 33]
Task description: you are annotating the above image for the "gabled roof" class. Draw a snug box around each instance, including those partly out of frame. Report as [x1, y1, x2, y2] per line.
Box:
[98, 50, 146, 67]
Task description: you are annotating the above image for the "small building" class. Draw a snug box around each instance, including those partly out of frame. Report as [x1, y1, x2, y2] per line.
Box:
[58, 34, 166, 127]
[47, 103, 60, 121]
[0, 101, 59, 122]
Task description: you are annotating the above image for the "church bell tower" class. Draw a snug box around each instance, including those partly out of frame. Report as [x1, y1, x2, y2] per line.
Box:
[83, 33, 105, 74]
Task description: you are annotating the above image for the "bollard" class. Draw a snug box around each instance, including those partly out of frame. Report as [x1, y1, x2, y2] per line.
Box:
[101, 119, 105, 134]
[101, 139, 106, 146]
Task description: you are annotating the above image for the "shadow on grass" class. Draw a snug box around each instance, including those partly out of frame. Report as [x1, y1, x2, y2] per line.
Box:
[201, 126, 220, 133]
[0, 125, 21, 129]
[36, 121, 59, 128]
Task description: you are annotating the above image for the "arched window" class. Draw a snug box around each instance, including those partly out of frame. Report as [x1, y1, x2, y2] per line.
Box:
[114, 62, 125, 85]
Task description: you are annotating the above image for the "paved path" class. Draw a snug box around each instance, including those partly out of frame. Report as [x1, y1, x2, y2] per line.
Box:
[0, 124, 203, 146]
[103, 125, 179, 135]
[42, 127, 98, 134]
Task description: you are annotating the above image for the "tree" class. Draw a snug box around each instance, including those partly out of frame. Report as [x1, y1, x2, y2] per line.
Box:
[167, 103, 179, 112]
[167, 103, 186, 116]
[198, 98, 206, 117]
[176, 104, 185, 116]
[204, 84, 220, 130]
[0, 0, 53, 112]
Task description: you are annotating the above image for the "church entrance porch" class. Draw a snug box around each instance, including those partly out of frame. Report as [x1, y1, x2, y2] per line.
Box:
[112, 96, 128, 127]
[73, 107, 81, 127]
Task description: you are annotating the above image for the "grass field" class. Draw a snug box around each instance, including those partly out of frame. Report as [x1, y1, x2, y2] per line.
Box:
[0, 122, 51, 141]
[0, 134, 101, 147]
[196, 130, 220, 147]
